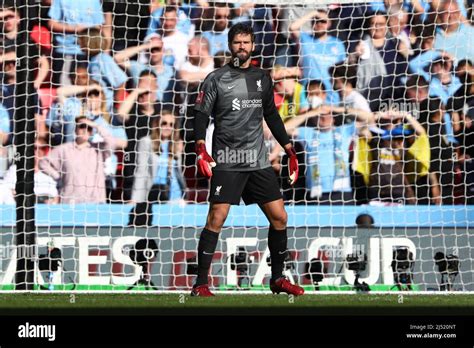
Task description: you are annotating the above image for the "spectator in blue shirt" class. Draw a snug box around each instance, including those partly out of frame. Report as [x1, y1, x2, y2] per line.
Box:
[48, 83, 126, 146]
[47, 61, 93, 145]
[114, 34, 177, 105]
[428, 54, 462, 105]
[147, 0, 195, 39]
[48, 0, 104, 87]
[201, 3, 231, 56]
[409, 24, 440, 82]
[369, 0, 434, 21]
[282, 106, 373, 204]
[78, 28, 128, 112]
[434, 0, 474, 62]
[290, 9, 347, 106]
[369, 0, 467, 22]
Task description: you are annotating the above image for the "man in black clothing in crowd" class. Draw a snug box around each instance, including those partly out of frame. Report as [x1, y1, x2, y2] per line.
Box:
[191, 23, 304, 297]
[102, 0, 150, 52]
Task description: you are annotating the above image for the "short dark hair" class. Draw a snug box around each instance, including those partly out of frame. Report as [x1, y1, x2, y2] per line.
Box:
[419, 23, 437, 40]
[1, 6, 18, 16]
[405, 74, 429, 90]
[457, 59, 474, 69]
[139, 69, 158, 80]
[75, 115, 88, 124]
[370, 11, 388, 20]
[366, 12, 388, 32]
[330, 63, 358, 87]
[69, 60, 89, 78]
[163, 5, 178, 15]
[214, 2, 230, 10]
[419, 97, 444, 124]
[228, 23, 255, 45]
[307, 79, 326, 93]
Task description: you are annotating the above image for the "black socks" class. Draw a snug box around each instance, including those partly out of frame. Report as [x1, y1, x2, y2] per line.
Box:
[195, 227, 287, 285]
[195, 228, 219, 286]
[268, 226, 288, 281]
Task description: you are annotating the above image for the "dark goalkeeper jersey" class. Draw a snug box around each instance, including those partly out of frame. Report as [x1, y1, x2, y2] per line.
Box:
[194, 63, 277, 171]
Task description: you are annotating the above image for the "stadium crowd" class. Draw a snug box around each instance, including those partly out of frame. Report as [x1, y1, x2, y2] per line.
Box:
[0, 0, 473, 207]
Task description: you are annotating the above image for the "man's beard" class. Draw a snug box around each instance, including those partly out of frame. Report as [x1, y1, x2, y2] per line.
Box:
[215, 23, 227, 32]
[313, 31, 325, 39]
[189, 55, 200, 66]
[231, 49, 251, 66]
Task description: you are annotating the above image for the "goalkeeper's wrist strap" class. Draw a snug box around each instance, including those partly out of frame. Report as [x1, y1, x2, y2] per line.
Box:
[196, 142, 207, 155]
[285, 147, 296, 157]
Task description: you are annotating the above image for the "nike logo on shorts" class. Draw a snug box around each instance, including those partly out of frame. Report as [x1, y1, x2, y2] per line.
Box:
[227, 85, 236, 89]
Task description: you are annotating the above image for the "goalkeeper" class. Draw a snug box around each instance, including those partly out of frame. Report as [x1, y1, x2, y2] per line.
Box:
[191, 23, 303, 297]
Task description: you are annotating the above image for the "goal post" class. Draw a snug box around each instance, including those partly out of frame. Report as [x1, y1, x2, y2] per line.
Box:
[0, 0, 472, 293]
[14, 0, 39, 290]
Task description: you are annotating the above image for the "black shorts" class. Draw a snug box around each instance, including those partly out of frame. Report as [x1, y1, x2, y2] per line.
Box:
[209, 167, 282, 205]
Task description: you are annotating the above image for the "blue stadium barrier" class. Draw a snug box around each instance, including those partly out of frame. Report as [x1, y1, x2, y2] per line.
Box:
[0, 204, 472, 227]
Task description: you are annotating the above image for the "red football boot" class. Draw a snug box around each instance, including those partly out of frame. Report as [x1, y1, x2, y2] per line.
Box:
[190, 284, 215, 297]
[270, 277, 304, 296]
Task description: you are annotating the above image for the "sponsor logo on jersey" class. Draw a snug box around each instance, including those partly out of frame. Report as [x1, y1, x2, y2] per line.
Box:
[231, 98, 262, 110]
[241, 99, 262, 108]
[232, 98, 240, 111]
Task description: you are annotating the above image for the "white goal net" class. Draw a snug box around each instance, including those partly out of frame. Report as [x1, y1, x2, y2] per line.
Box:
[0, 0, 472, 292]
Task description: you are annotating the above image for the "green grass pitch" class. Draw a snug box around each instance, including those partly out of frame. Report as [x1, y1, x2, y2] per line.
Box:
[0, 294, 472, 313]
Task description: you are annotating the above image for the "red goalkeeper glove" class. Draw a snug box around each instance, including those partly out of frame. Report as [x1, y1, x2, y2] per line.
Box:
[196, 142, 216, 178]
[286, 147, 299, 186]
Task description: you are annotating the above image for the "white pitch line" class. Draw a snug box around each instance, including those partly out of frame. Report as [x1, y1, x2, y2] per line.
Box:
[0, 290, 472, 295]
